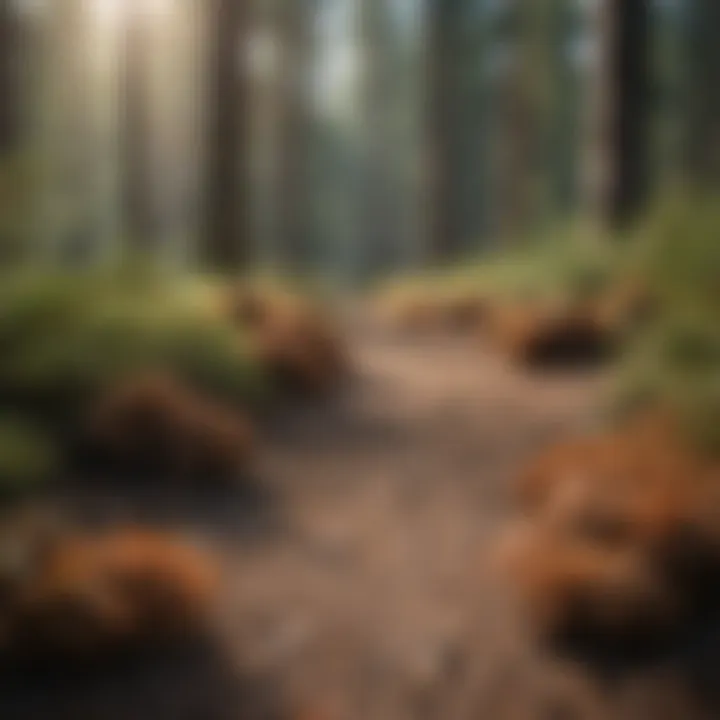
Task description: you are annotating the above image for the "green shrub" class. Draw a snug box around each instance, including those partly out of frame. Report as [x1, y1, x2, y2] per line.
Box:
[612, 194, 720, 452]
[632, 193, 720, 314]
[0, 153, 37, 265]
[0, 270, 269, 441]
[0, 417, 59, 499]
[377, 221, 622, 307]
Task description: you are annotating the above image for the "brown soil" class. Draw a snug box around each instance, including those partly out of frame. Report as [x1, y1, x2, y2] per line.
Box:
[4, 320, 720, 720]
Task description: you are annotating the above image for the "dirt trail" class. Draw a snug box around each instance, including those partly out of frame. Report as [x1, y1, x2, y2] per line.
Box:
[225, 327, 617, 720]
[7, 325, 720, 720]
[226, 326, 720, 720]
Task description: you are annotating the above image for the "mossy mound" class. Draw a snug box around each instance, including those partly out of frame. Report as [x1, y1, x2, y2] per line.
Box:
[0, 271, 267, 496]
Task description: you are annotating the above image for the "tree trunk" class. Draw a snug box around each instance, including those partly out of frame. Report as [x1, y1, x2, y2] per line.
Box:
[425, 0, 461, 262]
[360, 0, 399, 277]
[122, 3, 157, 254]
[203, 0, 250, 271]
[276, 0, 311, 271]
[583, 0, 650, 230]
[495, 12, 534, 244]
[614, 0, 650, 223]
[684, 0, 720, 187]
[0, 0, 22, 156]
[41, 0, 97, 263]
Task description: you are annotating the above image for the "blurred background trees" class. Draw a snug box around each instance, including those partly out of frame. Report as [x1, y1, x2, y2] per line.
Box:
[0, 0, 714, 280]
[204, 0, 251, 270]
[0, 0, 24, 156]
[684, 0, 720, 187]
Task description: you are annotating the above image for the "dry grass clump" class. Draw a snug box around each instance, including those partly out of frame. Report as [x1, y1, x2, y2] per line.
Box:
[594, 281, 657, 338]
[501, 412, 720, 652]
[375, 285, 487, 335]
[226, 286, 349, 396]
[443, 293, 487, 330]
[84, 372, 255, 485]
[376, 290, 440, 332]
[0, 525, 221, 661]
[515, 434, 621, 514]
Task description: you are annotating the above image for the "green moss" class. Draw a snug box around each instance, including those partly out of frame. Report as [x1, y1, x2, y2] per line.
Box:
[0, 270, 270, 440]
[632, 192, 720, 314]
[0, 417, 59, 499]
[376, 220, 623, 306]
[610, 194, 720, 453]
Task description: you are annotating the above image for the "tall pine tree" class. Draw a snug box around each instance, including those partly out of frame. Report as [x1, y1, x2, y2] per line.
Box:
[203, 0, 251, 270]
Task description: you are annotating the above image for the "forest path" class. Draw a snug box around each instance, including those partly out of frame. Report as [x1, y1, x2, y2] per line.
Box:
[223, 325, 636, 720]
[9, 324, 717, 720]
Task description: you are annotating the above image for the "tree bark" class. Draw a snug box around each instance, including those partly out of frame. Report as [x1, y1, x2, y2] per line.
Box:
[684, 0, 720, 187]
[359, 0, 399, 276]
[583, 0, 650, 230]
[494, 12, 534, 244]
[122, 3, 157, 253]
[0, 0, 23, 156]
[425, 0, 461, 262]
[276, 0, 311, 271]
[203, 0, 251, 271]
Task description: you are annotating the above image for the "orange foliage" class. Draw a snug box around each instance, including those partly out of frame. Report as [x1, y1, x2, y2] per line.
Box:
[505, 411, 720, 645]
[227, 288, 348, 395]
[9, 528, 220, 658]
[499, 524, 681, 642]
[86, 373, 256, 483]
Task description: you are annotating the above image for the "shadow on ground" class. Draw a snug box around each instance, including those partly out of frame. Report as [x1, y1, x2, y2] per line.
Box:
[0, 639, 281, 720]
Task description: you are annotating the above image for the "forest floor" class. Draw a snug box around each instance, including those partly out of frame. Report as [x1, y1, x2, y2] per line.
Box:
[7, 320, 720, 720]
